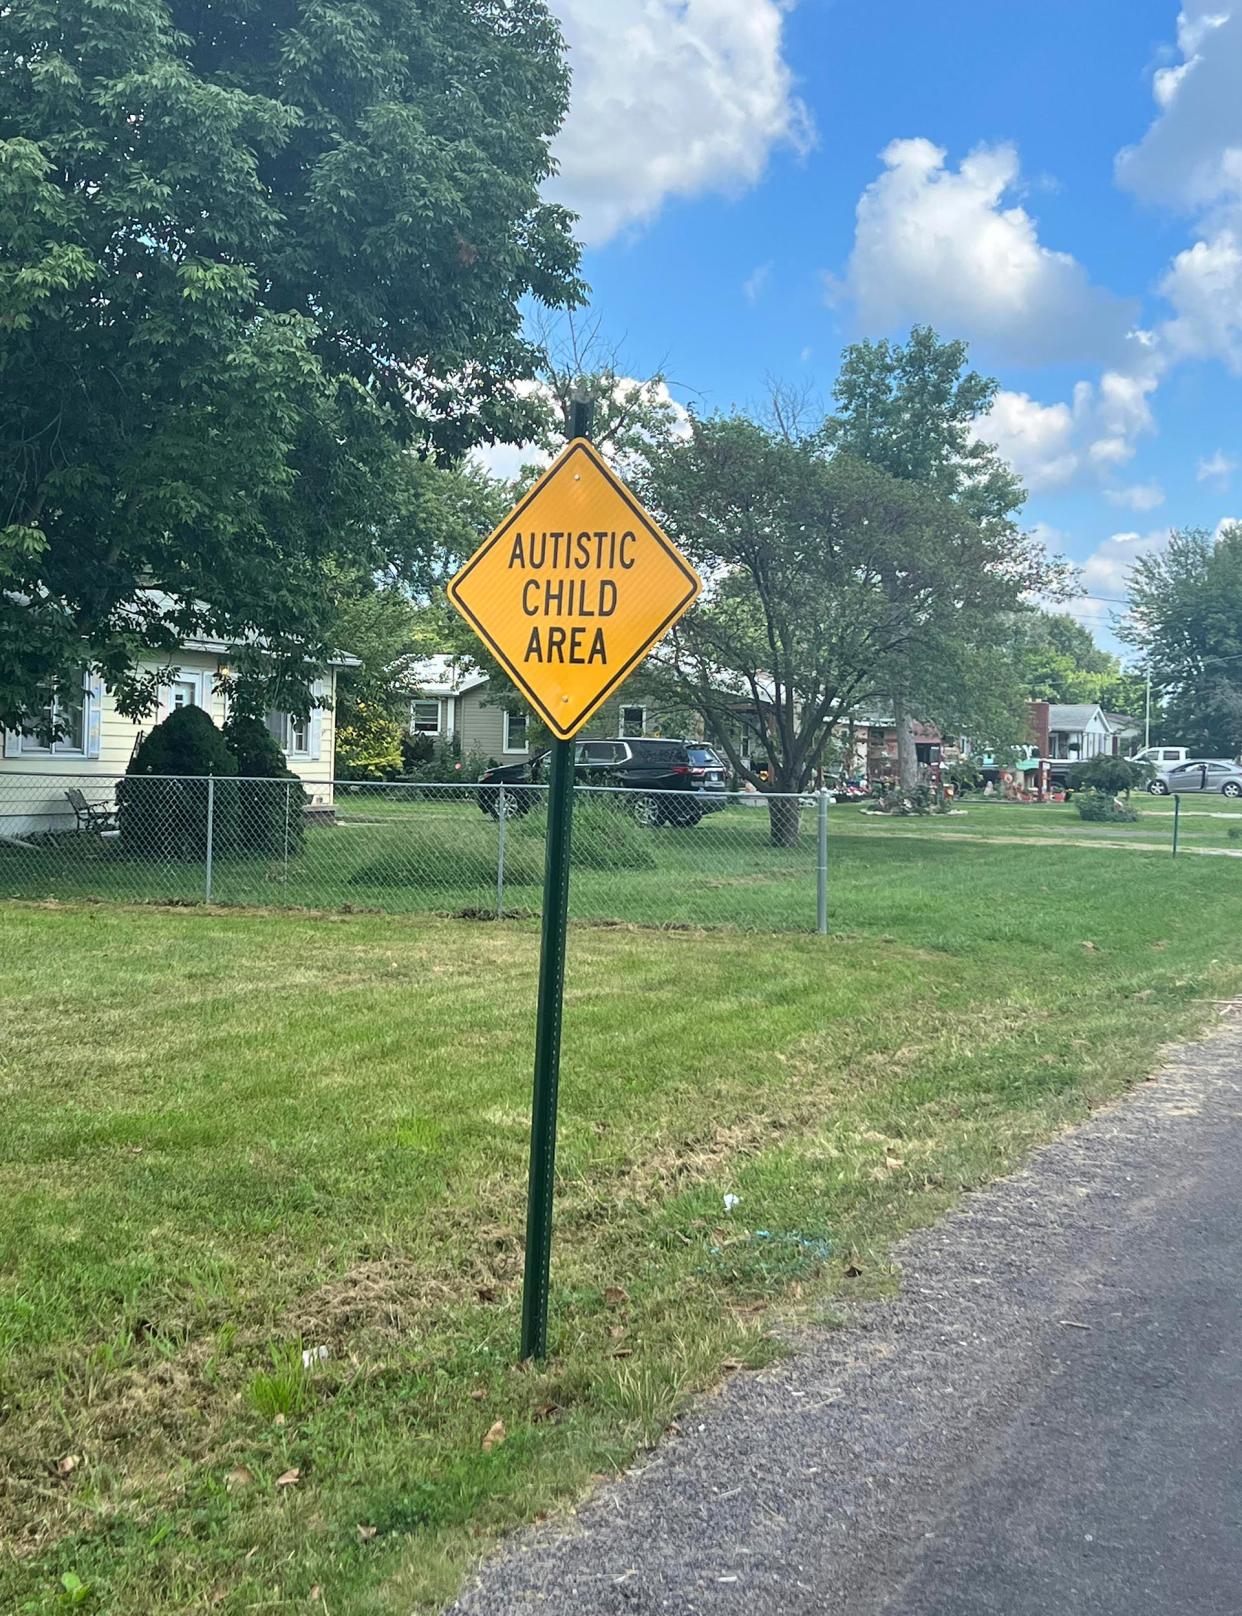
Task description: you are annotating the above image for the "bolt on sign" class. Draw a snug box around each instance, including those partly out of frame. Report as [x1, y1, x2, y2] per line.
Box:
[447, 440, 701, 739]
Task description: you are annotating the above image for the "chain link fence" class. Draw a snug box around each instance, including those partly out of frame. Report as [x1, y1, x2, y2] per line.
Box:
[0, 773, 831, 932]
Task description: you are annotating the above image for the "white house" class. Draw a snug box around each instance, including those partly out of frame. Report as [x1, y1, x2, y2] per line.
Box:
[1044, 703, 1129, 760]
[0, 636, 350, 838]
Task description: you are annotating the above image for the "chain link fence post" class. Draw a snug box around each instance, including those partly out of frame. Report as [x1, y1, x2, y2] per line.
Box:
[283, 779, 292, 887]
[496, 781, 507, 918]
[204, 774, 215, 903]
[816, 786, 829, 934]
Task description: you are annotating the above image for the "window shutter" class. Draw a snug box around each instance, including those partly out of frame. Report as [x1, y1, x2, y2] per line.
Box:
[309, 682, 324, 761]
[86, 673, 104, 758]
[2, 728, 20, 758]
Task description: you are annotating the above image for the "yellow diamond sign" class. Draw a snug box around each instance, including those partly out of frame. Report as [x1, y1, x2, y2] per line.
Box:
[447, 439, 701, 740]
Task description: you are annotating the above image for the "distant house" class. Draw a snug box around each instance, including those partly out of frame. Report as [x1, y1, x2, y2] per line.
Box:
[1, 637, 353, 836]
[1104, 711, 1141, 754]
[1027, 701, 1138, 760]
[404, 655, 655, 764]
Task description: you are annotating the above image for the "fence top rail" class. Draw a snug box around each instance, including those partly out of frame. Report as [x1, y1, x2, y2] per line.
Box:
[2, 771, 828, 802]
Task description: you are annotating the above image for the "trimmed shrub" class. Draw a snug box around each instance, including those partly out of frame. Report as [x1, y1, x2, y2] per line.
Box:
[118, 706, 239, 860]
[1075, 789, 1141, 823]
[1066, 755, 1152, 796]
[222, 713, 308, 855]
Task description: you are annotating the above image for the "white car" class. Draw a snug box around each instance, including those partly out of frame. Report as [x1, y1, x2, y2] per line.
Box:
[1130, 745, 1193, 768]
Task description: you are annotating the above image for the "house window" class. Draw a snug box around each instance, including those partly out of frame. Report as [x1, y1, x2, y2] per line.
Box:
[411, 699, 441, 734]
[19, 670, 88, 755]
[266, 711, 311, 757]
[620, 705, 646, 738]
[169, 678, 197, 711]
[502, 709, 528, 753]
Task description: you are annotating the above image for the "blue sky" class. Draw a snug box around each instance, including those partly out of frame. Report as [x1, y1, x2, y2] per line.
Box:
[531, 1, 1242, 657]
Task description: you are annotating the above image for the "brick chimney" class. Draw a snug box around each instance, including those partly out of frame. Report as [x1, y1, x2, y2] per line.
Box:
[1028, 700, 1050, 755]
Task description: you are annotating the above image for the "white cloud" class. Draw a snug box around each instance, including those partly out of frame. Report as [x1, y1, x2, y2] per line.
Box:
[1117, 9, 1242, 375]
[1105, 481, 1166, 511]
[1159, 228, 1242, 369]
[743, 261, 773, 303]
[1080, 527, 1171, 598]
[1214, 514, 1241, 539]
[1116, 6, 1241, 216]
[834, 138, 1134, 363]
[1197, 448, 1238, 484]
[548, 0, 812, 245]
[975, 349, 1161, 492]
[978, 391, 1078, 491]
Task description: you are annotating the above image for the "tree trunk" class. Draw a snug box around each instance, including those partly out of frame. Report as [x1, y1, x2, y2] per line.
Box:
[895, 703, 919, 791]
[767, 792, 802, 847]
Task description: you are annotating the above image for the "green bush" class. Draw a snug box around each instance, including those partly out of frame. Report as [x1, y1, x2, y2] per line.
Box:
[337, 702, 406, 781]
[1066, 755, 1152, 796]
[400, 730, 435, 768]
[398, 737, 492, 786]
[1075, 789, 1141, 823]
[222, 713, 308, 855]
[516, 800, 657, 870]
[118, 706, 238, 860]
[943, 760, 984, 795]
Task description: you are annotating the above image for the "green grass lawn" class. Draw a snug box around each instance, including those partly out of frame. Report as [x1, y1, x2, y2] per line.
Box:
[2, 833, 1240, 1614]
[3, 793, 1239, 935]
[848, 795, 1242, 852]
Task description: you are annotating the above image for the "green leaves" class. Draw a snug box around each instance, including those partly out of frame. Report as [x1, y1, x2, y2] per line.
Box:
[0, 0, 580, 725]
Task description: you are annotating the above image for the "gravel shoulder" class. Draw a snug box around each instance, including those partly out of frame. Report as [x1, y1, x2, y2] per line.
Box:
[452, 1012, 1242, 1616]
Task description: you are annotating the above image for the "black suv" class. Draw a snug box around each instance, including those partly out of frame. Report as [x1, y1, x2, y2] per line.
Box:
[477, 738, 729, 826]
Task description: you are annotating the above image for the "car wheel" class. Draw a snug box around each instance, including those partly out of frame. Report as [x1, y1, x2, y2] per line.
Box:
[1223, 781, 1242, 798]
[631, 793, 662, 828]
[1148, 780, 1169, 795]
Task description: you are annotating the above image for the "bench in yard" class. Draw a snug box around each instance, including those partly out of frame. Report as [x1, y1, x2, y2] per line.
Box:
[65, 788, 118, 834]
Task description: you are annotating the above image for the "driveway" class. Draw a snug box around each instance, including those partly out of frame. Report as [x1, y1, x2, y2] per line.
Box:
[452, 1012, 1242, 1615]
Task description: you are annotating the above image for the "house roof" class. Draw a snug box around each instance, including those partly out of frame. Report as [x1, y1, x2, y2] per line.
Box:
[1103, 711, 1139, 730]
[404, 654, 489, 698]
[1047, 703, 1105, 729]
[126, 591, 361, 665]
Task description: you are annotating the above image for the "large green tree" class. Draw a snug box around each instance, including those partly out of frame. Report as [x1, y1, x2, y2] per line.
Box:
[642, 416, 1051, 841]
[1122, 525, 1242, 756]
[823, 326, 1048, 779]
[1011, 609, 1144, 714]
[0, 0, 580, 730]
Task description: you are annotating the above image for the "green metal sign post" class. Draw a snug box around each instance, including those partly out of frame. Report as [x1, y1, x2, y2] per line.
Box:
[519, 398, 592, 1361]
[446, 395, 700, 1362]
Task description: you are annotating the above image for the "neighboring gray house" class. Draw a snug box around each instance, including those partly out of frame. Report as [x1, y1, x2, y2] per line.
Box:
[405, 655, 654, 765]
[1104, 711, 1141, 754]
[1045, 703, 1116, 760]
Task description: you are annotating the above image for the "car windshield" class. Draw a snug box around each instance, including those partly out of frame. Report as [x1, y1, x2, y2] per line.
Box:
[687, 747, 721, 766]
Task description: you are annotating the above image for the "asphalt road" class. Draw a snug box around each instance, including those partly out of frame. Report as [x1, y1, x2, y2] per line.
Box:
[453, 1014, 1242, 1616]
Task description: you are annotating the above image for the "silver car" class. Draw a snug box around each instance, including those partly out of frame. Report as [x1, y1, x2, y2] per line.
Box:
[1148, 758, 1242, 797]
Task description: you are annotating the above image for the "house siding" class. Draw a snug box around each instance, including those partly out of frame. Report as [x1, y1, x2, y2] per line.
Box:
[1, 653, 339, 835]
[406, 667, 698, 768]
